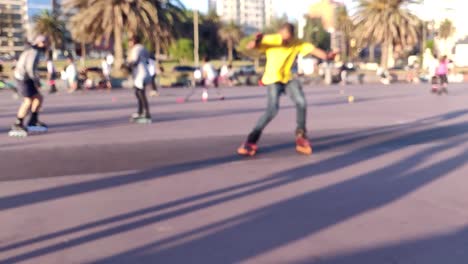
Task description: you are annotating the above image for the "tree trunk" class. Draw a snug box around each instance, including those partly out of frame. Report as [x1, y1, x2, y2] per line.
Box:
[155, 40, 160, 60]
[369, 44, 375, 63]
[380, 34, 389, 69]
[114, 26, 124, 70]
[81, 42, 86, 67]
[228, 39, 233, 63]
[193, 10, 199, 66]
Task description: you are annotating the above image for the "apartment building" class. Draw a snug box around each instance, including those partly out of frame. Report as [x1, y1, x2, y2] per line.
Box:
[215, 0, 274, 33]
[0, 0, 28, 57]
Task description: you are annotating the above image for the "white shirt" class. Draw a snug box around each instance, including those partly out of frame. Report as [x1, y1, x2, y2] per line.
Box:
[46, 61, 55, 74]
[194, 69, 202, 80]
[106, 54, 114, 66]
[101, 60, 110, 76]
[147, 59, 156, 76]
[202, 63, 217, 81]
[220, 65, 229, 77]
[127, 44, 150, 89]
[65, 63, 77, 82]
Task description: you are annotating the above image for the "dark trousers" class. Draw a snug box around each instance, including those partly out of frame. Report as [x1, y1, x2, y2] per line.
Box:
[134, 87, 150, 117]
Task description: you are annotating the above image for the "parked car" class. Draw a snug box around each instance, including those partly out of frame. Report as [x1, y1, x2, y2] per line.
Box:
[236, 65, 256, 76]
[172, 65, 198, 87]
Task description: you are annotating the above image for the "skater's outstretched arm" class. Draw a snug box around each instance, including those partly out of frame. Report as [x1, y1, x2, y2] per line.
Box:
[246, 33, 264, 50]
[309, 49, 337, 61]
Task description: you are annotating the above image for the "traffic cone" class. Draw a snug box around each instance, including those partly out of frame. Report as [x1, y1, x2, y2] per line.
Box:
[202, 90, 209, 102]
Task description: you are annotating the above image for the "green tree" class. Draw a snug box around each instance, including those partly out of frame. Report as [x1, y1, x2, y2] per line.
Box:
[169, 38, 194, 62]
[438, 19, 455, 40]
[33, 10, 66, 50]
[264, 13, 289, 34]
[237, 36, 262, 69]
[65, 0, 185, 68]
[336, 6, 355, 59]
[354, 0, 421, 69]
[218, 22, 243, 63]
[303, 17, 331, 51]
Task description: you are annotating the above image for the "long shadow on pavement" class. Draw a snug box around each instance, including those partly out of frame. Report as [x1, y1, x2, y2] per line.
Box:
[88, 139, 467, 264]
[1, 115, 467, 263]
[2, 131, 466, 264]
[293, 226, 468, 264]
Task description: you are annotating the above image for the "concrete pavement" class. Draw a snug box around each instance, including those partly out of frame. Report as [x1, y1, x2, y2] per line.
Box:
[0, 83, 468, 263]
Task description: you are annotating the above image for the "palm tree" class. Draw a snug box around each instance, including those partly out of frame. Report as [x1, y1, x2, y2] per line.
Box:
[438, 19, 455, 40]
[64, 0, 185, 68]
[354, 0, 421, 69]
[150, 0, 186, 57]
[336, 6, 355, 59]
[33, 10, 66, 50]
[218, 22, 242, 63]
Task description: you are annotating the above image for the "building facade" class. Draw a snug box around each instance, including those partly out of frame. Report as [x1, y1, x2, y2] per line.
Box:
[208, 0, 216, 13]
[215, 0, 274, 33]
[0, 0, 28, 57]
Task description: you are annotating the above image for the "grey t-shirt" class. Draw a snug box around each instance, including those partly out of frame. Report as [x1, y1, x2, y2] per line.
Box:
[14, 47, 40, 82]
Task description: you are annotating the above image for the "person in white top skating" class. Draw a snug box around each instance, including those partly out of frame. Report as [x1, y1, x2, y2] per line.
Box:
[124, 35, 152, 123]
[65, 56, 78, 93]
[147, 58, 159, 97]
[201, 57, 224, 101]
[101, 56, 112, 90]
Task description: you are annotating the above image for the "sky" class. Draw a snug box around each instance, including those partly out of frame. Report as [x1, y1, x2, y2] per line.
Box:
[181, 0, 355, 20]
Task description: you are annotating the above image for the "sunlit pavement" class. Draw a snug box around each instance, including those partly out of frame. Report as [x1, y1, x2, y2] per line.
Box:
[1, 83, 468, 264]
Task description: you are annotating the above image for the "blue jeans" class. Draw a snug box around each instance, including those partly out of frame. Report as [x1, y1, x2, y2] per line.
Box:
[247, 79, 307, 143]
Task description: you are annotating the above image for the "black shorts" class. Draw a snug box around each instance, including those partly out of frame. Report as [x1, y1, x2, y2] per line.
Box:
[17, 79, 39, 98]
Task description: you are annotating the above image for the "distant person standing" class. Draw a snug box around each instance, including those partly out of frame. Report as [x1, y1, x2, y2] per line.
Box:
[9, 35, 49, 137]
[46, 51, 58, 94]
[428, 54, 439, 93]
[101, 57, 112, 90]
[147, 57, 159, 97]
[125, 35, 152, 123]
[106, 53, 114, 68]
[65, 56, 79, 93]
[201, 57, 224, 101]
[219, 63, 235, 86]
[435, 55, 449, 95]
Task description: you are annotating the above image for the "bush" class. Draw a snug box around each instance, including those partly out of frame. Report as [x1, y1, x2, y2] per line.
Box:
[169, 38, 194, 62]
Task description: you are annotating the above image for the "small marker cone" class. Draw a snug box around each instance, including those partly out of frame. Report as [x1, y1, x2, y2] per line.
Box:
[202, 90, 208, 102]
[348, 95, 355, 103]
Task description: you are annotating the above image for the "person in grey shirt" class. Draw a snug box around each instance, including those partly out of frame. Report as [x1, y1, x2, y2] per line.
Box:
[125, 35, 152, 124]
[9, 35, 49, 136]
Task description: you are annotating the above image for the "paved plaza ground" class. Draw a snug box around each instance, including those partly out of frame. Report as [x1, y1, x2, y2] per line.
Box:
[0, 83, 467, 264]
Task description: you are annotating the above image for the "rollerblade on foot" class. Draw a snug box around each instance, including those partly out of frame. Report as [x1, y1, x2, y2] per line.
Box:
[149, 90, 159, 97]
[8, 124, 28, 137]
[296, 131, 312, 155]
[237, 143, 258, 157]
[27, 113, 48, 134]
[130, 113, 152, 124]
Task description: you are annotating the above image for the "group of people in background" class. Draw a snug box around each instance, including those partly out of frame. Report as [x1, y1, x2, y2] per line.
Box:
[1, 23, 454, 155]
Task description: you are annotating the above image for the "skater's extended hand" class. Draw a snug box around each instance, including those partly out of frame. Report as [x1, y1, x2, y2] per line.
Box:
[327, 51, 338, 60]
[247, 33, 264, 49]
